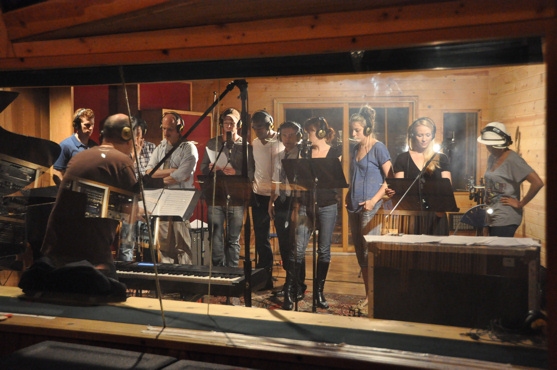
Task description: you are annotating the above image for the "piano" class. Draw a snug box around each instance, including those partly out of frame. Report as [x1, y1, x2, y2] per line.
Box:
[0, 92, 61, 270]
[115, 261, 267, 298]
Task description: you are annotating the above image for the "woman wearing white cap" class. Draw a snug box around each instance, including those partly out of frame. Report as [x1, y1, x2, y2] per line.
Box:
[477, 122, 544, 237]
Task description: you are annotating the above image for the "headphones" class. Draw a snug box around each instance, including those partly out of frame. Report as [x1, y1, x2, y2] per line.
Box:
[481, 125, 513, 147]
[251, 110, 274, 130]
[363, 117, 373, 137]
[100, 120, 133, 142]
[73, 108, 88, 130]
[277, 121, 302, 142]
[161, 111, 185, 133]
[316, 117, 328, 139]
[120, 125, 133, 141]
[408, 117, 436, 139]
[219, 108, 242, 128]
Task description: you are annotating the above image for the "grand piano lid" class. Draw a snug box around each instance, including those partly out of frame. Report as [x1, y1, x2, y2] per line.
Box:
[0, 91, 61, 168]
[0, 126, 61, 169]
[0, 91, 19, 113]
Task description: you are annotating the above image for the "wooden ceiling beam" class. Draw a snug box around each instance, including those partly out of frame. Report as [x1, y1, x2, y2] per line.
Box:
[2, 0, 169, 41]
[0, 7, 14, 58]
[0, 19, 549, 76]
[8, 0, 554, 62]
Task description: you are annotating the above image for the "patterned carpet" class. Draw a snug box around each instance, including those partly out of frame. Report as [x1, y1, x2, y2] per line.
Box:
[203, 290, 368, 317]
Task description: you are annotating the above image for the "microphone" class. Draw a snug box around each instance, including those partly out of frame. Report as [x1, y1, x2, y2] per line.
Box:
[226, 131, 234, 150]
[299, 131, 312, 159]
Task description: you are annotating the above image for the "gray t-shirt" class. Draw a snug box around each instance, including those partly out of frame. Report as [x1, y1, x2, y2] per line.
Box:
[484, 150, 534, 227]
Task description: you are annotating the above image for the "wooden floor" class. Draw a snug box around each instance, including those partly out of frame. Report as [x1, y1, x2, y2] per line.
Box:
[0, 247, 365, 300]
[267, 246, 365, 297]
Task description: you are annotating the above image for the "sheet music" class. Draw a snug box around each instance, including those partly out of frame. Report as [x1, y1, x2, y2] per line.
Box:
[143, 188, 197, 219]
[365, 234, 540, 247]
[143, 189, 163, 215]
[206, 148, 229, 169]
[365, 234, 443, 244]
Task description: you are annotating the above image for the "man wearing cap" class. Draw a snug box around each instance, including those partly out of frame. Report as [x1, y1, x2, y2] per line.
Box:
[200, 108, 254, 267]
[477, 121, 544, 237]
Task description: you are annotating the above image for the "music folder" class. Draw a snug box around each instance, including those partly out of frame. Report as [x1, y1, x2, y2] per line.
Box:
[281, 157, 348, 190]
[386, 178, 459, 212]
[143, 188, 201, 221]
[197, 174, 251, 206]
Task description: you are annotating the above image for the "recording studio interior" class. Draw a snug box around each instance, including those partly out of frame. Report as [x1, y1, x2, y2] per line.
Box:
[0, 1, 555, 369]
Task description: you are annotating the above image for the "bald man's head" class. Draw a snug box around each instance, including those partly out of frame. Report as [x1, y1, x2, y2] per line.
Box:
[101, 114, 133, 143]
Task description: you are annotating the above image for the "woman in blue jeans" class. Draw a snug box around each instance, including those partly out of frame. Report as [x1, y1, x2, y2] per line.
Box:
[294, 117, 342, 309]
[345, 106, 392, 311]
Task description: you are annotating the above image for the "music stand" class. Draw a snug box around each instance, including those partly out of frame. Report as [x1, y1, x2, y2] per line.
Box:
[282, 158, 348, 190]
[198, 174, 251, 207]
[282, 157, 348, 312]
[386, 178, 459, 212]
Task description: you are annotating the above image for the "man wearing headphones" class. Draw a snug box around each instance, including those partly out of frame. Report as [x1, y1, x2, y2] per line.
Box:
[251, 110, 283, 290]
[146, 111, 198, 264]
[200, 108, 254, 267]
[52, 108, 98, 182]
[269, 121, 304, 310]
[40, 113, 137, 278]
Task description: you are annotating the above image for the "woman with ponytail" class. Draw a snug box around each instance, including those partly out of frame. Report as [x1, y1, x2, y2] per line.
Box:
[345, 105, 392, 314]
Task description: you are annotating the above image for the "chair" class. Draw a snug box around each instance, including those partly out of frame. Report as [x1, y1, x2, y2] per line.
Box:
[453, 204, 487, 235]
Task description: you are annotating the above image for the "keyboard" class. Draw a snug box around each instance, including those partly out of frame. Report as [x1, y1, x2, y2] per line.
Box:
[115, 262, 266, 298]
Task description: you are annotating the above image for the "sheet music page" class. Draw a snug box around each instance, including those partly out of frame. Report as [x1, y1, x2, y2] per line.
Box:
[365, 234, 541, 247]
[206, 148, 229, 169]
[481, 237, 540, 247]
[441, 235, 492, 245]
[152, 189, 196, 218]
[364, 234, 443, 244]
[142, 189, 163, 215]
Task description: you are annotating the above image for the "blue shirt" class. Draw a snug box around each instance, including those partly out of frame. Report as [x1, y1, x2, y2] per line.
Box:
[347, 141, 391, 213]
[53, 135, 97, 171]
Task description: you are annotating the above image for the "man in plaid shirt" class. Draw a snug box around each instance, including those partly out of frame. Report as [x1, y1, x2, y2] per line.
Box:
[131, 117, 156, 177]
[118, 117, 156, 262]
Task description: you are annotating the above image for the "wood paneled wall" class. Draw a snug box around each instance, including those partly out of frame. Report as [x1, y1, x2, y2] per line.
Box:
[0, 63, 547, 255]
[192, 64, 546, 255]
[483, 65, 547, 260]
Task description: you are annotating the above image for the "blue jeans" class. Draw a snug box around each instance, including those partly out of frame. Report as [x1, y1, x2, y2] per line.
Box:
[118, 221, 135, 262]
[295, 203, 337, 264]
[273, 198, 294, 269]
[348, 200, 383, 269]
[207, 205, 244, 267]
[251, 193, 273, 269]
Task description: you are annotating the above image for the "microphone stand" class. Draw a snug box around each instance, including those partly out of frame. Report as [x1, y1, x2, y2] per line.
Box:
[234, 80, 254, 307]
[298, 138, 317, 312]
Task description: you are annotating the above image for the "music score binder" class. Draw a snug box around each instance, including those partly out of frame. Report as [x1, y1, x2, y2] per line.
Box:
[143, 188, 200, 221]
